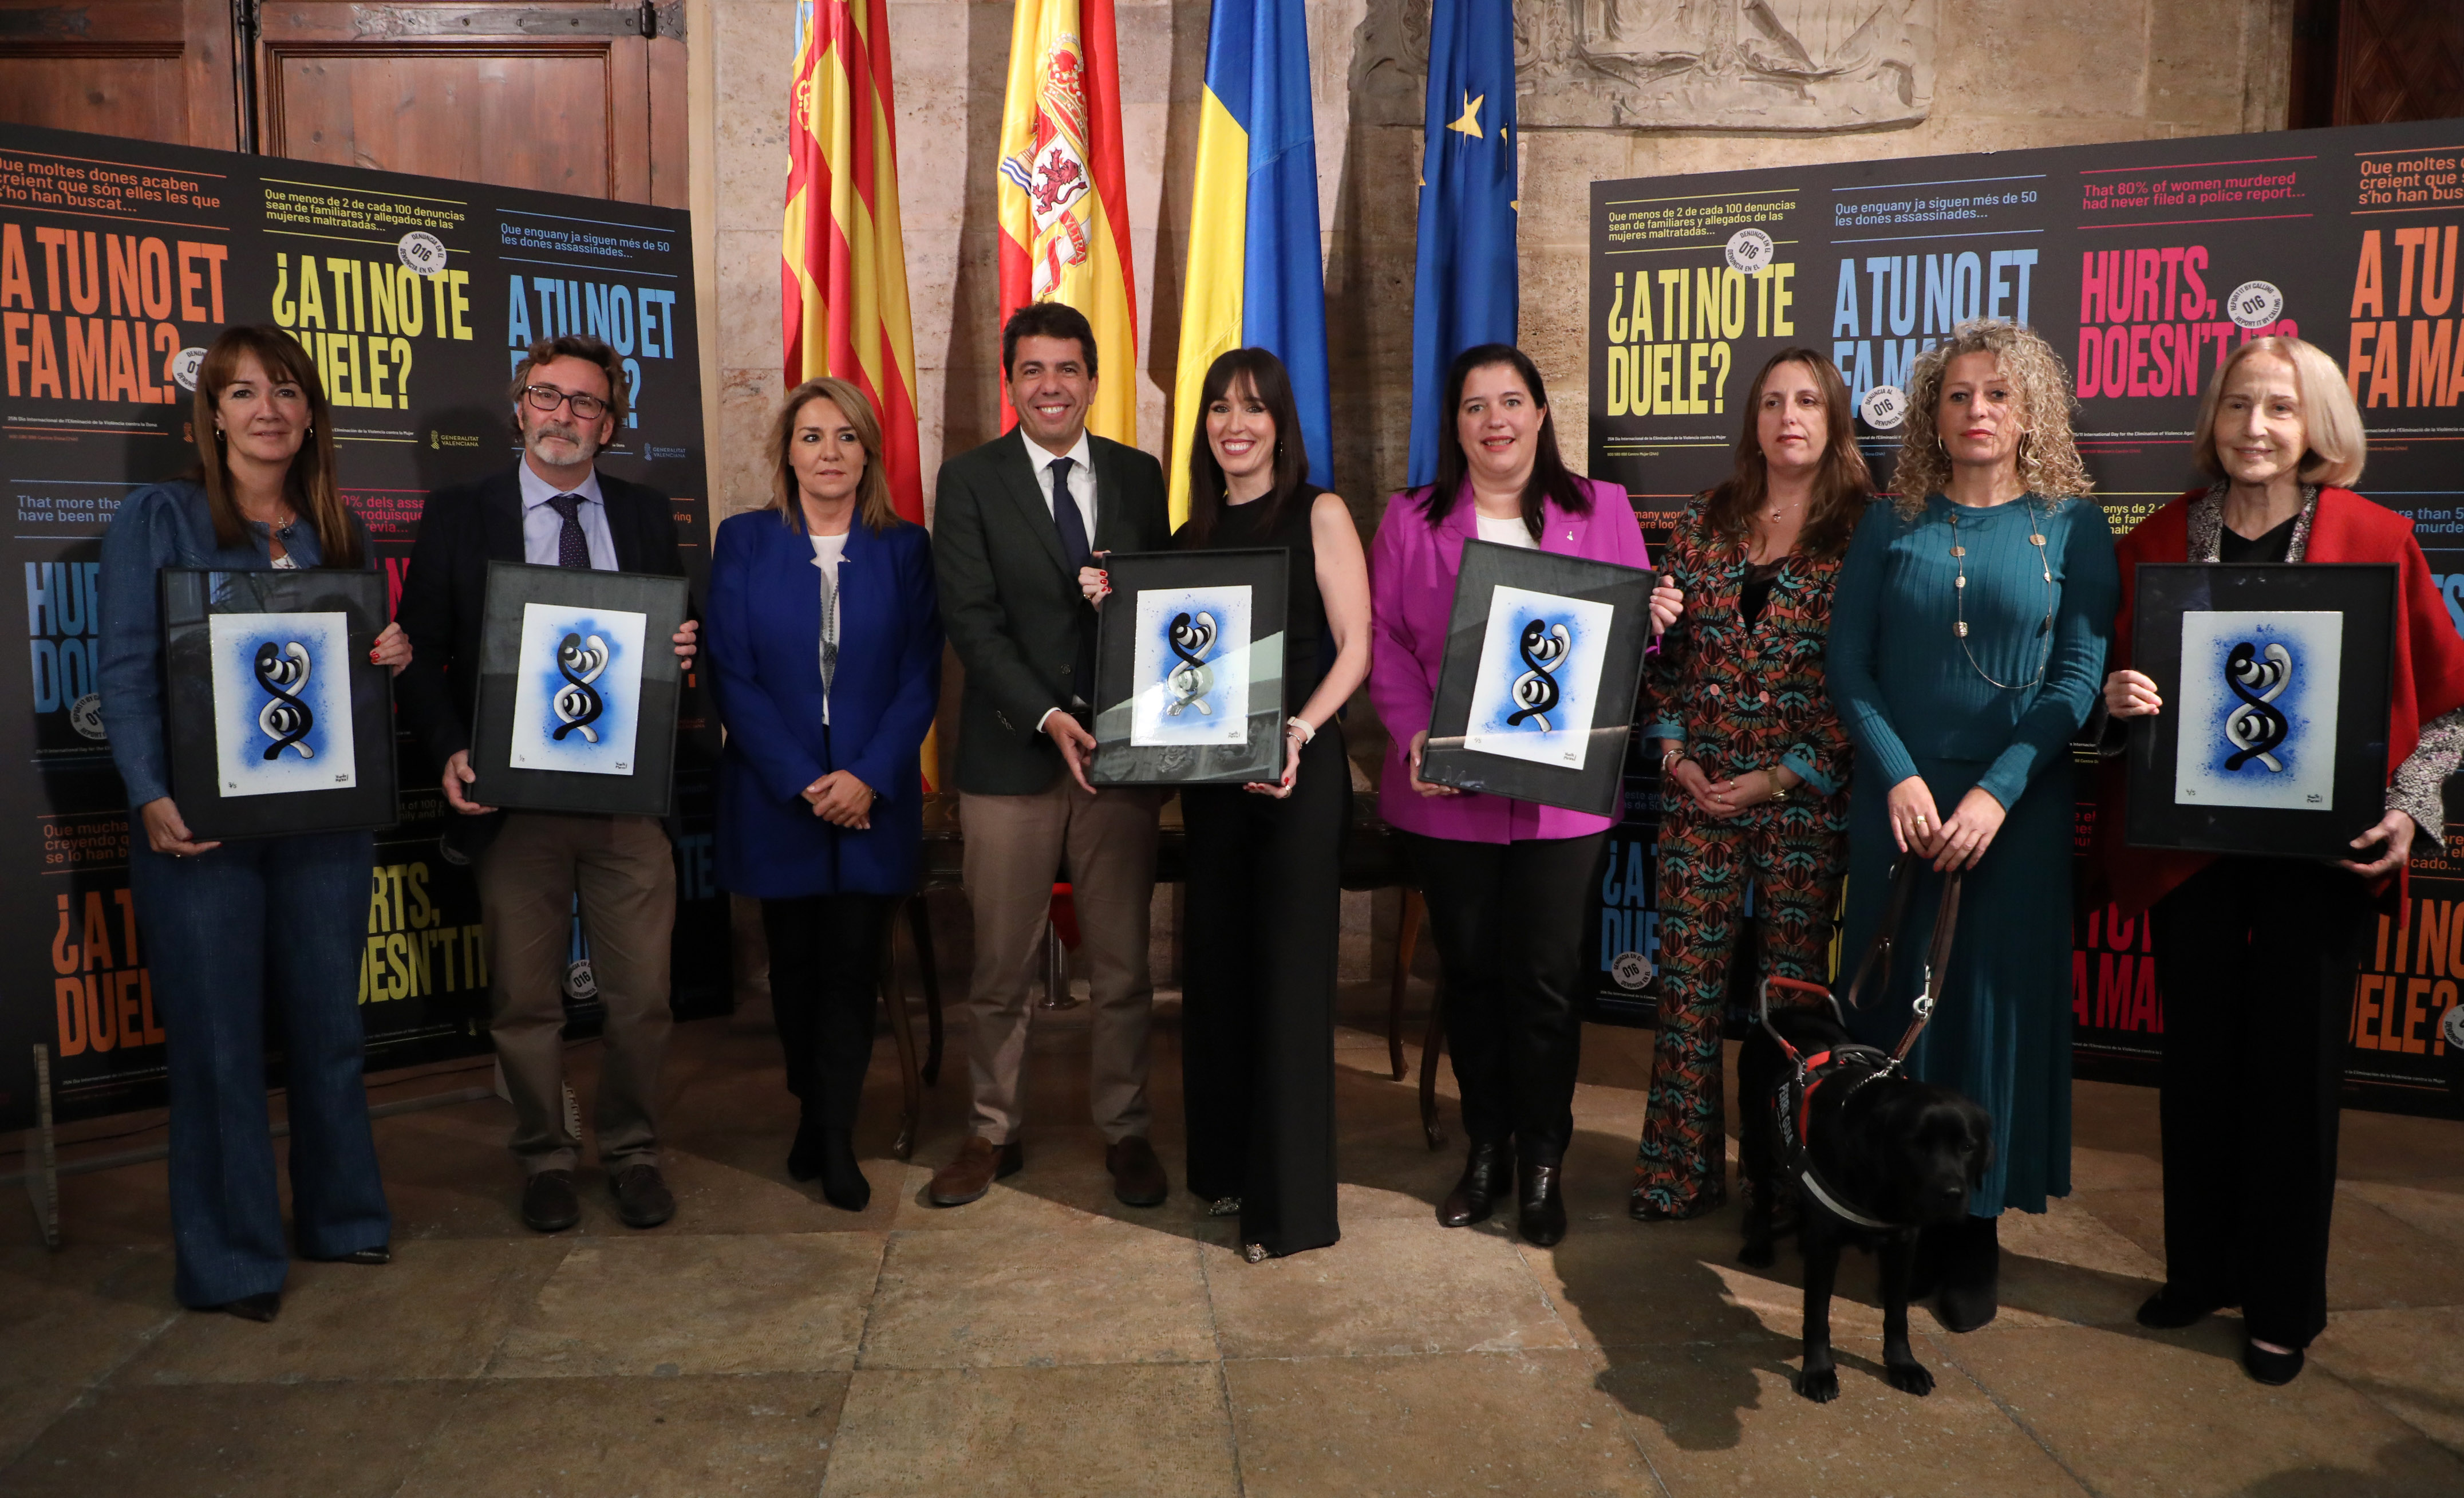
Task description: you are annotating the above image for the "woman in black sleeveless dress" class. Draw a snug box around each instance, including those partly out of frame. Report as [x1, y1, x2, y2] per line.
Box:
[1151, 348, 1371, 1261]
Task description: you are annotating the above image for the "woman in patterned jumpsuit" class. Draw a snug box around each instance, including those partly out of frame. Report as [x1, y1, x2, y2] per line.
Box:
[1630, 348, 1872, 1221]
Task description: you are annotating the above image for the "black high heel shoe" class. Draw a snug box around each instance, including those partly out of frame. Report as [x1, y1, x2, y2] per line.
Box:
[1438, 1141, 1508, 1228]
[1517, 1158, 1567, 1247]
[816, 1131, 870, 1213]
[212, 1292, 281, 1322]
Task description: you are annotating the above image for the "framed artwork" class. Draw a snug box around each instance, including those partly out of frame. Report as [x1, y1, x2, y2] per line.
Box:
[2125, 562, 2398, 859]
[1420, 539, 1656, 817]
[161, 567, 398, 839]
[467, 562, 688, 817]
[1088, 547, 1289, 786]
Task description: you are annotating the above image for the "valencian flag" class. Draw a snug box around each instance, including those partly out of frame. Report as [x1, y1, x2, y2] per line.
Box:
[1406, 0, 1519, 488]
[1166, 0, 1332, 526]
[780, 0, 924, 527]
[996, 0, 1138, 445]
[781, 0, 937, 785]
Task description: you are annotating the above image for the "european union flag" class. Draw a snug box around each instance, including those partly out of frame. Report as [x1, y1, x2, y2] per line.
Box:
[1406, 0, 1518, 490]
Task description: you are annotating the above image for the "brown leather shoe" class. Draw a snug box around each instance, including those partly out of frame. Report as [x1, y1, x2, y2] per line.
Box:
[609, 1164, 676, 1229]
[928, 1136, 1022, 1207]
[1105, 1136, 1168, 1208]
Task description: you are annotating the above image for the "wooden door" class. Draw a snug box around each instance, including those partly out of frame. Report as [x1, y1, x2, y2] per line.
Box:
[0, 0, 242, 147]
[0, 0, 684, 208]
[248, 0, 687, 206]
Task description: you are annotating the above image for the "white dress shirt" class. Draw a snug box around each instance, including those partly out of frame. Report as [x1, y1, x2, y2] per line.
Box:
[1024, 426, 1097, 543]
[1024, 427, 1097, 736]
[517, 460, 619, 570]
[810, 531, 847, 726]
[1475, 512, 1537, 549]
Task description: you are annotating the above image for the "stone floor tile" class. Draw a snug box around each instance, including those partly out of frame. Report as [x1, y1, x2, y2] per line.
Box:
[394, 1373, 849, 1497]
[0, 1379, 460, 1498]
[1600, 1337, 2090, 1496]
[857, 1221, 1216, 1369]
[121, 1237, 570, 1385]
[2340, 1175, 2464, 1253]
[2333, 1109, 2464, 1185]
[2067, 1142, 2168, 1192]
[2311, 1306, 2464, 1456]
[2321, 1190, 2464, 1313]
[820, 1363, 1239, 1496]
[0, 1246, 177, 1464]
[1530, 1210, 1804, 1347]
[1204, 1215, 1574, 1359]
[1928, 1322, 2464, 1497]
[1993, 1196, 2167, 1329]
[489, 1233, 883, 1377]
[1223, 1348, 1657, 1497]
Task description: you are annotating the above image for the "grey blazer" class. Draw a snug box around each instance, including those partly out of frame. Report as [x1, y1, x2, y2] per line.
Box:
[931, 429, 1170, 794]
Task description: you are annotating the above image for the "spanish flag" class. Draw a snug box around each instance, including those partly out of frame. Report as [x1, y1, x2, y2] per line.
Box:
[996, 0, 1137, 446]
[780, 0, 924, 526]
[1167, 0, 1330, 526]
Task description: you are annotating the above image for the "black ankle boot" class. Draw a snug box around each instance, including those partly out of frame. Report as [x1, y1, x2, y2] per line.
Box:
[1517, 1156, 1567, 1247]
[1438, 1141, 1507, 1228]
[817, 1131, 870, 1212]
[1934, 1213, 1999, 1333]
[786, 1110, 830, 1182]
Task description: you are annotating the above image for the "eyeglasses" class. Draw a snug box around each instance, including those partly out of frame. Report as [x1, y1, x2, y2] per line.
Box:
[522, 384, 610, 421]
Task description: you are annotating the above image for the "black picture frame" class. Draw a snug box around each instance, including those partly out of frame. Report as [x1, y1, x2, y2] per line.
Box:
[1421, 540, 1657, 818]
[161, 567, 398, 839]
[1088, 547, 1290, 786]
[2125, 562, 2397, 859]
[467, 561, 688, 817]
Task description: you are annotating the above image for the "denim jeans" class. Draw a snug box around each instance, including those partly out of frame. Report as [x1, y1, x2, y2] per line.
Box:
[129, 829, 390, 1307]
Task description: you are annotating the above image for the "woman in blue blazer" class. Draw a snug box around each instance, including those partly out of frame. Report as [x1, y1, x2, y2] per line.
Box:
[708, 376, 942, 1211]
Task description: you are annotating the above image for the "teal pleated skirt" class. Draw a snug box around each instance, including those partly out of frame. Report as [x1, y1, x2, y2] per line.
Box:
[1838, 752, 2075, 1216]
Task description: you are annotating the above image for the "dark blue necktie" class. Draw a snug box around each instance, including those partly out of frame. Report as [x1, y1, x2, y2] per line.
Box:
[547, 493, 591, 570]
[1049, 456, 1095, 708]
[1048, 458, 1092, 572]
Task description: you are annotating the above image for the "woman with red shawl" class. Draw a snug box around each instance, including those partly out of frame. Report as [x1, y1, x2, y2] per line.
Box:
[2099, 336, 2464, 1386]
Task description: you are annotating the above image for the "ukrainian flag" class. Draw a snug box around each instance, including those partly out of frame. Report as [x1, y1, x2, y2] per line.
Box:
[1167, 0, 1331, 526]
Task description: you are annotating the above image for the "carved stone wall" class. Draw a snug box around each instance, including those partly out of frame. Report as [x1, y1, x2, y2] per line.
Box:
[1353, 0, 1938, 133]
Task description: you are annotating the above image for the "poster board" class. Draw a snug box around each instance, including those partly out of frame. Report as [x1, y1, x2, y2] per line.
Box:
[0, 123, 725, 1130]
[1589, 117, 2464, 1113]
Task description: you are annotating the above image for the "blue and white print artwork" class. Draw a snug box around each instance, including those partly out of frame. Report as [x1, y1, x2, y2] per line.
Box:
[2174, 608, 2341, 810]
[1129, 585, 1252, 747]
[1462, 584, 1614, 771]
[507, 602, 647, 775]
[209, 612, 357, 797]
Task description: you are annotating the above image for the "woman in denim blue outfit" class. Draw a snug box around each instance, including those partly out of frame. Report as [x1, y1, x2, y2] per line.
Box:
[97, 326, 410, 1320]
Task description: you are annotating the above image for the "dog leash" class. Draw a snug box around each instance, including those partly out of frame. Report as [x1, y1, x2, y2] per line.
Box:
[1756, 855, 1966, 1231]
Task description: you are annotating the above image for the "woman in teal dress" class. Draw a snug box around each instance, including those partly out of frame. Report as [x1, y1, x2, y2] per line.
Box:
[1826, 320, 2117, 1334]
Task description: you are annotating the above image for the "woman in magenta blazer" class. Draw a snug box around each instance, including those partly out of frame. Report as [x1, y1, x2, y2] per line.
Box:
[1371, 343, 1681, 1245]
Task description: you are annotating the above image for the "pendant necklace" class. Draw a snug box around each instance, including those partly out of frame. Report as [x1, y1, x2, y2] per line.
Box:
[1948, 497, 2056, 691]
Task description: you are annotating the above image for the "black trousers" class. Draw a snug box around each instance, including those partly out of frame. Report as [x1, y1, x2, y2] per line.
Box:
[1180, 727, 1348, 1256]
[2150, 856, 2376, 1349]
[761, 893, 899, 1134]
[1406, 829, 1609, 1164]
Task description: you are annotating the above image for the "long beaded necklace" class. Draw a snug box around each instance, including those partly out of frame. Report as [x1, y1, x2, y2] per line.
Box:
[1948, 496, 2055, 691]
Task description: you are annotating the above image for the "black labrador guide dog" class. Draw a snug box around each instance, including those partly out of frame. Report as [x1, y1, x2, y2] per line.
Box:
[1737, 858, 1994, 1403]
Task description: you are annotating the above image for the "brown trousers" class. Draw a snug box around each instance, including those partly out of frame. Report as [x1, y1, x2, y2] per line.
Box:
[958, 780, 1160, 1144]
[477, 811, 676, 1174]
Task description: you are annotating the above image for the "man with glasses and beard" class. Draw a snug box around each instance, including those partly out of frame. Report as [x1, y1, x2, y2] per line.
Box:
[396, 333, 701, 1234]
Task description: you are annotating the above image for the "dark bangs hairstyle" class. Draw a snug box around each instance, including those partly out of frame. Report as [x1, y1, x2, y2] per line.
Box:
[1703, 347, 1871, 561]
[1423, 343, 1590, 538]
[188, 325, 361, 568]
[1182, 348, 1310, 547]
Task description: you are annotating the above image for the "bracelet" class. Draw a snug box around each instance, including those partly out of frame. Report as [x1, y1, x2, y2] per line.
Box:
[1659, 746, 1683, 775]
[1286, 716, 1315, 744]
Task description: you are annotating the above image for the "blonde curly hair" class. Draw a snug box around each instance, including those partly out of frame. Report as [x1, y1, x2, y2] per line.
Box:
[1890, 320, 2094, 517]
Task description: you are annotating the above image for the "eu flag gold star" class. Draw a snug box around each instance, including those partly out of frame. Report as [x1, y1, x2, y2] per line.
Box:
[1448, 90, 1483, 139]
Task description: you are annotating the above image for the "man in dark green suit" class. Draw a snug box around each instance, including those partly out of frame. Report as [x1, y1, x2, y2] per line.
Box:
[927, 303, 1173, 1209]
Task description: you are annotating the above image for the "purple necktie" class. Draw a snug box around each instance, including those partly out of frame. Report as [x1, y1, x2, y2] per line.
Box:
[546, 493, 591, 569]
